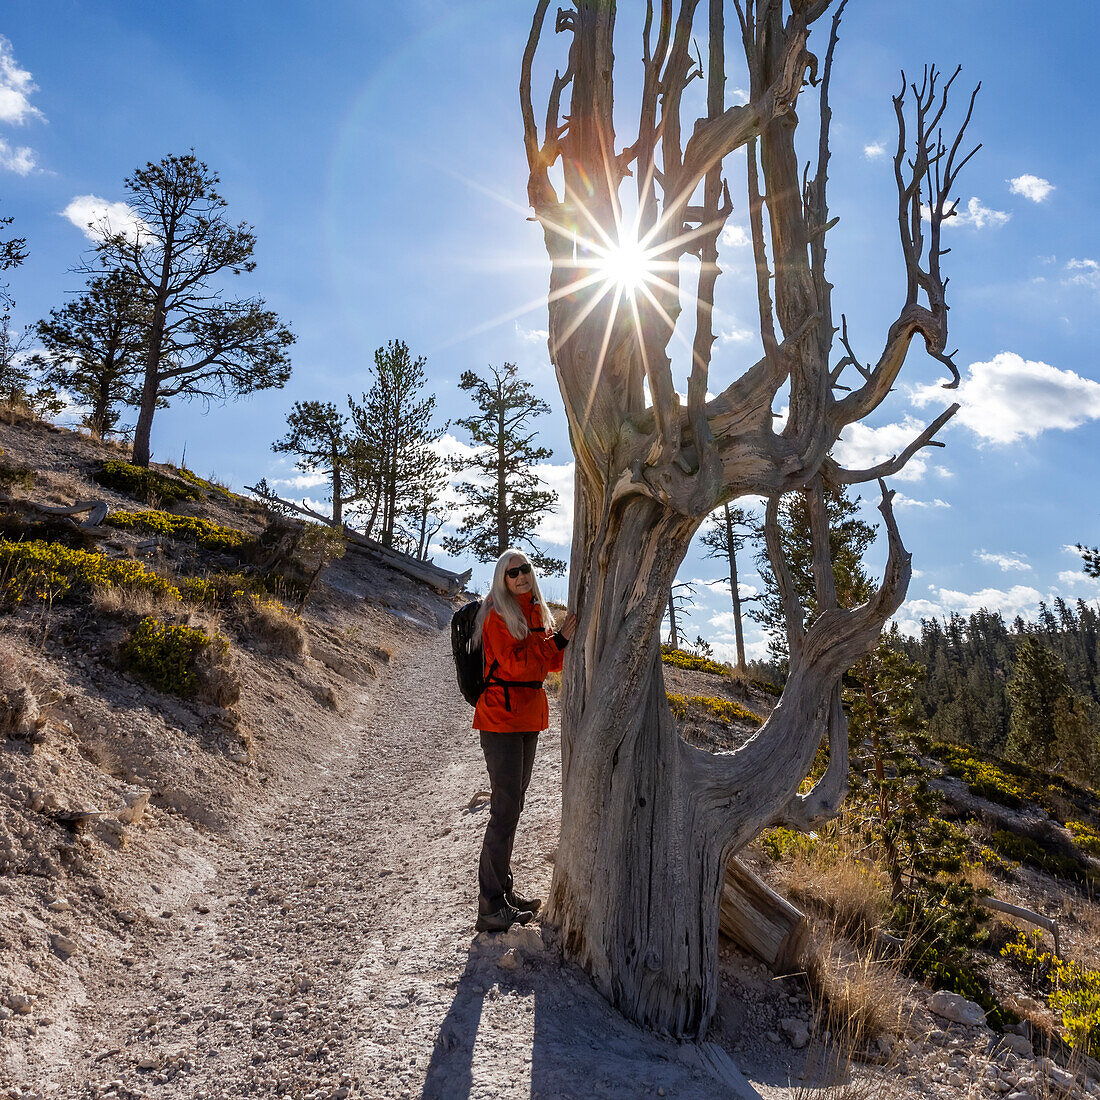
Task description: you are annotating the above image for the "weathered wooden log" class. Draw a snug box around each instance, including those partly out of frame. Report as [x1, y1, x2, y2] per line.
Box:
[340, 529, 471, 596]
[719, 859, 808, 973]
[21, 499, 110, 526]
[980, 895, 1061, 959]
[245, 484, 471, 597]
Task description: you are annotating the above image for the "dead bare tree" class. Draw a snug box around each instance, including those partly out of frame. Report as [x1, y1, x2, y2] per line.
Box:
[521, 0, 975, 1037]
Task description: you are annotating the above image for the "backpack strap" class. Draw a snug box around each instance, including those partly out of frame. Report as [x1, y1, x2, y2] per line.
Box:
[483, 660, 544, 712]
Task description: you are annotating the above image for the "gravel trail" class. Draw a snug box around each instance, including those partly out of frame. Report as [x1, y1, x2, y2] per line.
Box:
[27, 622, 733, 1100]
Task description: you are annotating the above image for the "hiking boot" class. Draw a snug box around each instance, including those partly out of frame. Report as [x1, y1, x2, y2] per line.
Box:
[475, 903, 534, 933]
[506, 890, 542, 916]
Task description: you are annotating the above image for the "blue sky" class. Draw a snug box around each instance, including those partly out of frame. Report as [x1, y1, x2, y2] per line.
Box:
[2, 1, 1099, 660]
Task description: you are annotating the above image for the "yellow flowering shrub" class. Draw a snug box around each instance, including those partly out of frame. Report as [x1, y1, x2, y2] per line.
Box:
[0, 539, 180, 604]
[104, 509, 247, 552]
[1002, 931, 1100, 1057]
[666, 692, 763, 726]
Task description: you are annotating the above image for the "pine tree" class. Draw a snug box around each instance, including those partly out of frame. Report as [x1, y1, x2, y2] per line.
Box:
[1078, 544, 1100, 580]
[1006, 636, 1077, 769]
[0, 202, 27, 310]
[349, 340, 444, 549]
[271, 401, 367, 527]
[90, 152, 294, 467]
[0, 313, 62, 424]
[34, 269, 149, 438]
[442, 362, 565, 575]
[700, 503, 755, 671]
[751, 485, 877, 663]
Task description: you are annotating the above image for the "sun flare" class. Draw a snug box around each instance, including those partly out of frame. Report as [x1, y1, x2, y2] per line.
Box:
[591, 230, 658, 294]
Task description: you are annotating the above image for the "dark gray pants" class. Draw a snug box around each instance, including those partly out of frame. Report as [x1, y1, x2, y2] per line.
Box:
[477, 731, 538, 914]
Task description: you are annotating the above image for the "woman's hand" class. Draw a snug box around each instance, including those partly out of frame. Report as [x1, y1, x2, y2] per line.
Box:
[560, 611, 578, 641]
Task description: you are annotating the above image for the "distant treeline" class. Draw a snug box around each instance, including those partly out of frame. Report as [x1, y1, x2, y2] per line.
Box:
[896, 598, 1100, 756]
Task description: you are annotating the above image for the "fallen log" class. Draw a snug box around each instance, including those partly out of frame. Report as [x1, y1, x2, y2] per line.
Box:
[244, 484, 471, 597]
[980, 895, 1061, 959]
[719, 858, 808, 973]
[11, 498, 110, 526]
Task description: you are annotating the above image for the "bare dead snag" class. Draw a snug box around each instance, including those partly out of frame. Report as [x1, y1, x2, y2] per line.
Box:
[521, 0, 977, 1037]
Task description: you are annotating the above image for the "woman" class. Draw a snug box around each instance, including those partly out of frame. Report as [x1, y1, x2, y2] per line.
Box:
[472, 548, 577, 933]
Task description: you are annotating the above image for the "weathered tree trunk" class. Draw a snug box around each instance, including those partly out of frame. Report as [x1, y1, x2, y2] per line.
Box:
[522, 0, 976, 1039]
[666, 586, 680, 649]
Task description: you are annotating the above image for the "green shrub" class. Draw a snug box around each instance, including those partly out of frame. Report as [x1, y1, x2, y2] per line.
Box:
[103, 509, 248, 552]
[988, 829, 1095, 884]
[0, 539, 180, 605]
[666, 691, 763, 726]
[119, 616, 227, 697]
[759, 826, 816, 862]
[178, 569, 305, 607]
[1002, 931, 1100, 1056]
[95, 460, 202, 506]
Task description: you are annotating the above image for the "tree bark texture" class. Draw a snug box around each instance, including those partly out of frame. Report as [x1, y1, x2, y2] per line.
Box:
[522, 0, 976, 1037]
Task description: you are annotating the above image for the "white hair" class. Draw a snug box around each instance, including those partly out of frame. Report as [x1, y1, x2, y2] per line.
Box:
[473, 548, 553, 645]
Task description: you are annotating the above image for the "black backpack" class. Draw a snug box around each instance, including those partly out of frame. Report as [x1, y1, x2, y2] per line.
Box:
[450, 599, 542, 710]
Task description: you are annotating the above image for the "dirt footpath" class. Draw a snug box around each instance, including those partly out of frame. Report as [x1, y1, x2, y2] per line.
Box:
[8, 622, 752, 1100]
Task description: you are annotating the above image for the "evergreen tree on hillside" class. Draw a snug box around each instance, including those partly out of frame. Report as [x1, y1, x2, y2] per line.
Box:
[1006, 636, 1080, 770]
[272, 400, 366, 527]
[0, 202, 27, 310]
[751, 485, 876, 663]
[34, 269, 150, 438]
[349, 340, 444, 549]
[442, 362, 565, 575]
[90, 152, 294, 467]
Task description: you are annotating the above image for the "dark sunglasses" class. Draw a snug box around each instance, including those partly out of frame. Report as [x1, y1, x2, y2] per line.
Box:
[505, 563, 532, 579]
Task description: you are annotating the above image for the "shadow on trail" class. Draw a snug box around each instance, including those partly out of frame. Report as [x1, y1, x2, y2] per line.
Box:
[423, 931, 768, 1100]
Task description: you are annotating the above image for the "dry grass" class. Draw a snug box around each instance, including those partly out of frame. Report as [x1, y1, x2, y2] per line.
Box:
[36, 468, 93, 504]
[90, 584, 174, 620]
[545, 670, 562, 695]
[776, 837, 890, 942]
[245, 596, 307, 657]
[961, 860, 995, 894]
[803, 921, 913, 1051]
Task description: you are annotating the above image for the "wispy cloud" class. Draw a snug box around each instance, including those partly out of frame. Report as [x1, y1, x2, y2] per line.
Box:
[924, 196, 1009, 230]
[0, 137, 35, 175]
[975, 549, 1031, 572]
[514, 320, 548, 344]
[911, 351, 1100, 444]
[893, 494, 950, 509]
[1008, 174, 1054, 203]
[863, 142, 887, 159]
[0, 36, 44, 126]
[61, 195, 147, 242]
[720, 325, 754, 344]
[720, 224, 751, 248]
[1065, 258, 1100, 292]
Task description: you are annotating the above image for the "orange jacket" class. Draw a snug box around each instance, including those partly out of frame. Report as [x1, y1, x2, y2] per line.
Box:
[473, 592, 565, 733]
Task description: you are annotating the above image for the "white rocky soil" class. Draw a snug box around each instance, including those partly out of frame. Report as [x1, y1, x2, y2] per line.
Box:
[4, 616, 1100, 1100]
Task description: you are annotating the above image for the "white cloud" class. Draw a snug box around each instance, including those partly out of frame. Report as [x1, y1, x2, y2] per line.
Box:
[1059, 569, 1100, 589]
[927, 584, 1043, 621]
[833, 417, 947, 482]
[0, 37, 43, 126]
[1065, 258, 1100, 292]
[533, 460, 574, 547]
[863, 142, 887, 160]
[976, 549, 1031, 572]
[1063, 544, 1087, 559]
[0, 137, 35, 175]
[721, 224, 751, 248]
[514, 320, 549, 344]
[911, 351, 1100, 444]
[720, 324, 754, 343]
[730, 88, 749, 105]
[893, 494, 950, 509]
[61, 195, 147, 242]
[1008, 174, 1054, 203]
[924, 196, 1010, 230]
[269, 471, 331, 491]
